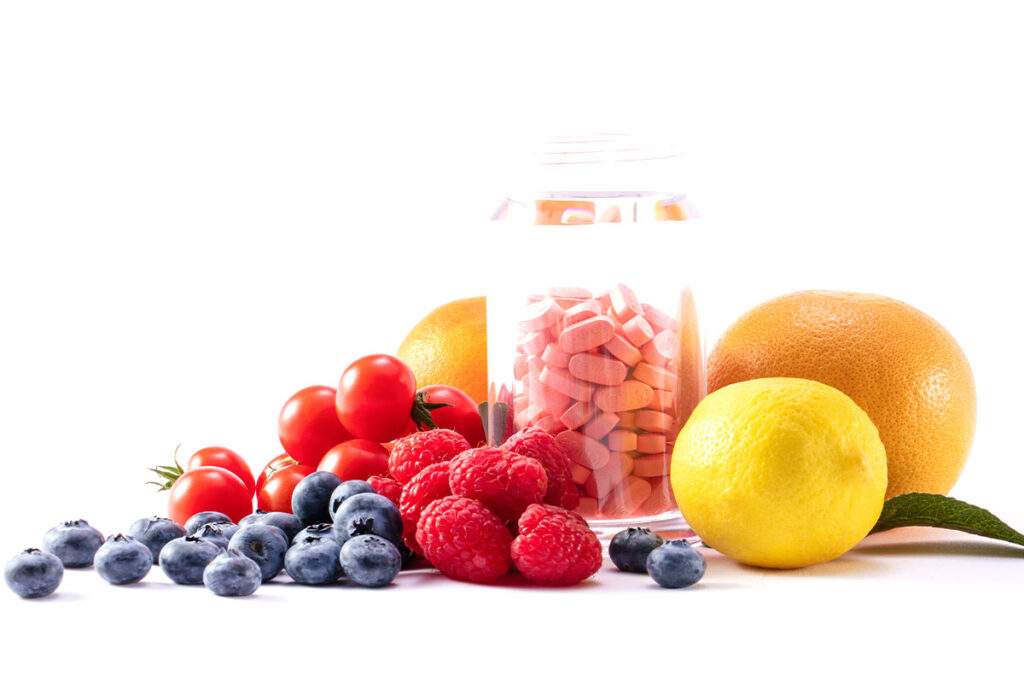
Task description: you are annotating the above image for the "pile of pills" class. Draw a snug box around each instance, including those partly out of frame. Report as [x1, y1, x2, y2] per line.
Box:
[512, 283, 694, 520]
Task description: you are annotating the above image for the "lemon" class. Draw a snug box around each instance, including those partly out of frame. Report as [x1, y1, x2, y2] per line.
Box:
[671, 377, 888, 569]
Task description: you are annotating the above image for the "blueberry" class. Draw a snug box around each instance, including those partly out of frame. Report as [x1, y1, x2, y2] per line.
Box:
[328, 480, 376, 521]
[292, 472, 343, 526]
[159, 535, 222, 585]
[228, 524, 288, 582]
[609, 527, 665, 573]
[205, 521, 240, 541]
[41, 519, 105, 568]
[127, 516, 186, 563]
[332, 493, 402, 547]
[5, 548, 63, 599]
[203, 549, 262, 597]
[292, 523, 334, 546]
[184, 511, 233, 536]
[239, 510, 303, 542]
[340, 534, 401, 588]
[646, 540, 706, 589]
[95, 534, 153, 585]
[192, 523, 231, 551]
[284, 537, 343, 585]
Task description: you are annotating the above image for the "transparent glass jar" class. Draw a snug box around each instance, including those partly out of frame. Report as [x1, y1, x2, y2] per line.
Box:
[486, 134, 705, 535]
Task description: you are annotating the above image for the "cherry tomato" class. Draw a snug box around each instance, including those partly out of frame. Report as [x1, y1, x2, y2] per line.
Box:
[278, 385, 354, 466]
[335, 354, 417, 442]
[255, 452, 298, 496]
[186, 446, 256, 497]
[317, 439, 390, 482]
[416, 384, 486, 446]
[167, 466, 253, 526]
[257, 463, 315, 513]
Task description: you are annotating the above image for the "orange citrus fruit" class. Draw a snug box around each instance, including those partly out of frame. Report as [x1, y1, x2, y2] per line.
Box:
[397, 297, 488, 404]
[706, 290, 976, 499]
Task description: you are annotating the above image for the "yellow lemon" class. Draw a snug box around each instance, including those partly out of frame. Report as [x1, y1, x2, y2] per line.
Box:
[671, 377, 887, 569]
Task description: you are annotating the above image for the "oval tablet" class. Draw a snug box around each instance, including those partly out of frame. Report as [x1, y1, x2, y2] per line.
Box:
[568, 352, 628, 386]
[558, 315, 615, 353]
[594, 380, 654, 412]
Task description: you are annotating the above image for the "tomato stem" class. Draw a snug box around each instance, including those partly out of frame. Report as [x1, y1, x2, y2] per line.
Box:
[410, 391, 452, 431]
[146, 444, 185, 492]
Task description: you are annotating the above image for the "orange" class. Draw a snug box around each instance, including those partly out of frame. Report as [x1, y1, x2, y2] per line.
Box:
[397, 296, 488, 404]
[706, 290, 976, 499]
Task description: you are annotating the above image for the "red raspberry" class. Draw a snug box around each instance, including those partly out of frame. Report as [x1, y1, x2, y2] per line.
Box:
[416, 496, 512, 583]
[448, 446, 547, 523]
[367, 475, 402, 506]
[500, 427, 580, 510]
[398, 461, 452, 556]
[388, 429, 471, 484]
[510, 503, 602, 586]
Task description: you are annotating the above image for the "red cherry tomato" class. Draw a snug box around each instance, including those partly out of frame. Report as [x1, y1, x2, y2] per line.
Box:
[186, 446, 256, 497]
[317, 439, 391, 482]
[167, 466, 253, 526]
[255, 452, 297, 496]
[416, 385, 485, 446]
[278, 385, 354, 466]
[257, 463, 315, 513]
[335, 354, 417, 442]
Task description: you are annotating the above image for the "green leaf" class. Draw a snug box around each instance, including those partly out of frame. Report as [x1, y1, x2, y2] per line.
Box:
[871, 492, 1024, 547]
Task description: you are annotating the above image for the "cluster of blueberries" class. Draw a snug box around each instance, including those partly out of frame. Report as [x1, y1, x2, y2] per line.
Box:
[5, 474, 409, 599]
[608, 527, 706, 588]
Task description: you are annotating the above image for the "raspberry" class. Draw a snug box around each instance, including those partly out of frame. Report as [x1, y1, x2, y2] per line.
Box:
[398, 461, 452, 556]
[367, 475, 402, 506]
[416, 496, 512, 583]
[388, 429, 471, 484]
[448, 446, 547, 523]
[510, 503, 602, 586]
[500, 427, 580, 510]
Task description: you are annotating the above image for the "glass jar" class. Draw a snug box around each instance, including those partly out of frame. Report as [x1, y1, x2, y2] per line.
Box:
[486, 133, 705, 535]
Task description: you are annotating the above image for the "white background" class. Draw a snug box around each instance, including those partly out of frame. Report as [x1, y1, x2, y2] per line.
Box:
[1, 1, 1022, 673]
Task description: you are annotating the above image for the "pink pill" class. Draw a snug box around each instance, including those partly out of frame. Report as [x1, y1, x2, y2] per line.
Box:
[569, 461, 591, 485]
[527, 355, 544, 377]
[641, 303, 679, 333]
[583, 411, 619, 440]
[600, 476, 652, 518]
[560, 299, 602, 327]
[526, 377, 572, 419]
[650, 330, 680, 362]
[534, 414, 567, 436]
[568, 352, 628, 386]
[645, 388, 676, 412]
[607, 429, 638, 452]
[610, 283, 643, 323]
[519, 298, 564, 332]
[594, 291, 612, 313]
[602, 333, 644, 367]
[577, 496, 599, 519]
[514, 403, 545, 430]
[518, 331, 548, 356]
[584, 453, 634, 498]
[633, 362, 676, 390]
[513, 354, 529, 380]
[622, 315, 654, 347]
[558, 315, 615, 353]
[636, 433, 667, 454]
[548, 286, 592, 301]
[633, 453, 671, 478]
[639, 476, 676, 515]
[594, 380, 654, 412]
[559, 400, 595, 430]
[618, 411, 637, 429]
[539, 366, 595, 401]
[541, 343, 571, 369]
[556, 430, 611, 470]
[635, 409, 673, 434]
